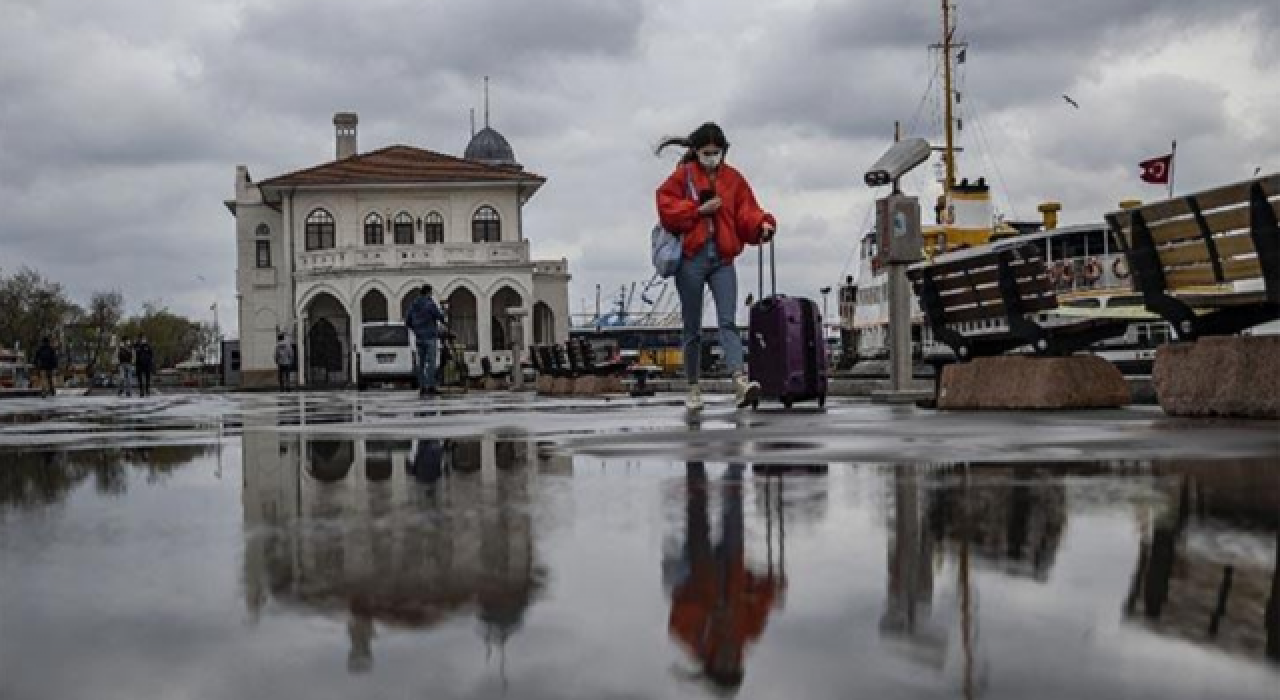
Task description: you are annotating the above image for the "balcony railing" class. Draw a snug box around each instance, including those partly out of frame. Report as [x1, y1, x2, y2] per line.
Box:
[297, 241, 530, 274]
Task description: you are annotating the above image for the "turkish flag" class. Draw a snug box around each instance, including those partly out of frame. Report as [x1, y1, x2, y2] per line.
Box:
[1139, 154, 1173, 184]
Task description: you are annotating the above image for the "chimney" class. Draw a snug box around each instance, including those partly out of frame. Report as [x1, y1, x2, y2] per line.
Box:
[1037, 201, 1061, 231]
[334, 112, 358, 159]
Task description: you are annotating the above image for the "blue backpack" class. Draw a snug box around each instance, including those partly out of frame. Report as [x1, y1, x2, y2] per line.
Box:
[652, 167, 698, 278]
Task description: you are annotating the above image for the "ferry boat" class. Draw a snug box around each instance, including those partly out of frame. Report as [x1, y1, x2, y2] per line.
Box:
[838, 0, 1177, 375]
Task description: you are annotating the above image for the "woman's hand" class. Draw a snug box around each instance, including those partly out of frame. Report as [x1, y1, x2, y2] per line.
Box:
[760, 222, 776, 242]
[698, 196, 722, 216]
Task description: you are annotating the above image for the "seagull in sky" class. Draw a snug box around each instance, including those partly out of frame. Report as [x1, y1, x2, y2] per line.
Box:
[1062, 95, 1080, 109]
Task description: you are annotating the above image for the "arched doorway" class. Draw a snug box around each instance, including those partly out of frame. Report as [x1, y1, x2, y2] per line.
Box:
[446, 287, 478, 352]
[533, 302, 555, 345]
[400, 290, 418, 321]
[361, 289, 389, 323]
[490, 286, 523, 351]
[304, 292, 350, 386]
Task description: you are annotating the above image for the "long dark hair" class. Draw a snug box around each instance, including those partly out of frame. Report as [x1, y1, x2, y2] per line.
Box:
[655, 122, 730, 163]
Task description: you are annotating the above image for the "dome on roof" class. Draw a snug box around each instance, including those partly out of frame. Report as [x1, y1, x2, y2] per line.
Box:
[464, 127, 519, 167]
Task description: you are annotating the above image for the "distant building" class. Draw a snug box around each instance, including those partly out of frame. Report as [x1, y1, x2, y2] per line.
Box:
[226, 110, 570, 387]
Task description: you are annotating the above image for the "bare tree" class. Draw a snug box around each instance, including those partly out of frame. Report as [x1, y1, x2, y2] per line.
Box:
[83, 291, 124, 378]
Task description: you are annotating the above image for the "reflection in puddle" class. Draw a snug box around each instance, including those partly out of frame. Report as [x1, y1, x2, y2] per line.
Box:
[0, 445, 213, 508]
[1, 443, 1275, 699]
[241, 432, 544, 674]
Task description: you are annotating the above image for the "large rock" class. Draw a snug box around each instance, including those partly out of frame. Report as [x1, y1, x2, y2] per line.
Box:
[938, 355, 1130, 410]
[1153, 336, 1280, 419]
[573, 376, 626, 396]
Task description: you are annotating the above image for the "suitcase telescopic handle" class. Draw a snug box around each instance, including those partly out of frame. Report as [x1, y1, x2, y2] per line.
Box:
[757, 238, 777, 300]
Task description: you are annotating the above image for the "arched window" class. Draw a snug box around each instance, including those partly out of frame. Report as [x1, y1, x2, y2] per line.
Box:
[472, 206, 500, 243]
[423, 211, 444, 244]
[305, 209, 336, 251]
[363, 213, 384, 245]
[393, 212, 414, 245]
[254, 224, 272, 268]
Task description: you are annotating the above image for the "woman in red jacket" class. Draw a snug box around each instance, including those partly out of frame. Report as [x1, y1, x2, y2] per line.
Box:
[656, 122, 776, 411]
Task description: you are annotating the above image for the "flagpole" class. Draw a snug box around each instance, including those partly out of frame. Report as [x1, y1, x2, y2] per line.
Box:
[1168, 139, 1177, 199]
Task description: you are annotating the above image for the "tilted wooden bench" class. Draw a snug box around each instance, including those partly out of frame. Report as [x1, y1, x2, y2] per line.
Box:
[1106, 173, 1279, 339]
[908, 242, 1129, 362]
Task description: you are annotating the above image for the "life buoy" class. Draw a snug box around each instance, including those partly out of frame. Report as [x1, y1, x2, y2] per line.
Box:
[1112, 256, 1130, 279]
[1083, 257, 1103, 284]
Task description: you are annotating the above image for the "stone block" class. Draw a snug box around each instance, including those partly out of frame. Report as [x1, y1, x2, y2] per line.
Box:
[1153, 336, 1280, 419]
[938, 355, 1130, 410]
[551, 378, 573, 396]
[572, 376, 627, 396]
[536, 376, 554, 395]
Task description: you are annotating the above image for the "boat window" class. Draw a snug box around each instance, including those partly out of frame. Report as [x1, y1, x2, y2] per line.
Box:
[1084, 229, 1106, 257]
[1053, 232, 1086, 261]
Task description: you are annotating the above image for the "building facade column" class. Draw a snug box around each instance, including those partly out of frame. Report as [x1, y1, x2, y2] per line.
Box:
[296, 311, 309, 387]
[477, 292, 493, 361]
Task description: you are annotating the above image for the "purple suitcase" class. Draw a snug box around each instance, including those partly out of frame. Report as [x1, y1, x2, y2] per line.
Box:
[747, 241, 829, 409]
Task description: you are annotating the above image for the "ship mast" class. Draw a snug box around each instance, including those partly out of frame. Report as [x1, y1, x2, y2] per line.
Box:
[941, 0, 957, 194]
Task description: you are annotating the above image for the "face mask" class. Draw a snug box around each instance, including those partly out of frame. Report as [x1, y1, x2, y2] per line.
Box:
[698, 152, 722, 169]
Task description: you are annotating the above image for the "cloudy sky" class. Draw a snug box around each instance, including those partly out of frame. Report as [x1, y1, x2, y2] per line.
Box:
[2, 0, 1278, 332]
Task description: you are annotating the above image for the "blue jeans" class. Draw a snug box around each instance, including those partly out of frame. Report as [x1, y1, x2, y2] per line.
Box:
[417, 338, 438, 390]
[675, 238, 744, 382]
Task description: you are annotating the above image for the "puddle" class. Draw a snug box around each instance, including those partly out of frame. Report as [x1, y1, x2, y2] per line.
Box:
[1, 434, 1275, 699]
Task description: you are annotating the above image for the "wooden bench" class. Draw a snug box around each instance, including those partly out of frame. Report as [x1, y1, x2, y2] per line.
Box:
[1106, 173, 1280, 339]
[908, 242, 1129, 362]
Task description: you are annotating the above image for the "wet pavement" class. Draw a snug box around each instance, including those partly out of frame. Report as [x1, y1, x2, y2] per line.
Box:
[0, 392, 1277, 699]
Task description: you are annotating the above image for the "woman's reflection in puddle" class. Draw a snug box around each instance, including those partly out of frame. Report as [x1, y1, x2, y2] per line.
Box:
[667, 462, 787, 692]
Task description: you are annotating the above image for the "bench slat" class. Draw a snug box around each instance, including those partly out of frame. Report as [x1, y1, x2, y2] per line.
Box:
[943, 294, 1057, 325]
[1129, 173, 1280, 225]
[1147, 203, 1265, 245]
[921, 261, 1046, 293]
[1164, 257, 1263, 287]
[937, 274, 1052, 307]
[1159, 231, 1258, 266]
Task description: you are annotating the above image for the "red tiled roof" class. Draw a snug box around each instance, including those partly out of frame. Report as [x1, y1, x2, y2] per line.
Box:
[259, 145, 546, 188]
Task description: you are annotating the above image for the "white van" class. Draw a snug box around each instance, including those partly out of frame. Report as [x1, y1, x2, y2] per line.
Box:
[356, 322, 418, 390]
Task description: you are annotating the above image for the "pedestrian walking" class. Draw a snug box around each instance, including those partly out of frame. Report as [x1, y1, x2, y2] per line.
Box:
[655, 122, 776, 412]
[135, 337, 155, 397]
[34, 336, 58, 399]
[116, 338, 135, 397]
[404, 285, 448, 397]
[274, 334, 294, 391]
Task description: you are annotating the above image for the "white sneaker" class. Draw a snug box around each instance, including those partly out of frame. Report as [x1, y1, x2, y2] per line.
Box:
[734, 373, 761, 408]
[685, 384, 704, 412]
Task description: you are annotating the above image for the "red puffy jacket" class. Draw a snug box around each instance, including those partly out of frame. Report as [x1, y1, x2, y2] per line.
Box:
[656, 162, 776, 263]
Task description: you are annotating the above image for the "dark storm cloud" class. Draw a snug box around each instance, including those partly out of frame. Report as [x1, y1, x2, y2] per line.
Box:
[0, 0, 1278, 329]
[728, 0, 1280, 137]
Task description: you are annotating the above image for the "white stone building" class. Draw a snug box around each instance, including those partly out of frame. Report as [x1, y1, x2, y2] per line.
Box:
[227, 112, 570, 387]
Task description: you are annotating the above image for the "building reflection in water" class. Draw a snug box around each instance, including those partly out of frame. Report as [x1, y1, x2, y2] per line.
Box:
[241, 430, 545, 675]
[1125, 459, 1279, 663]
[663, 463, 821, 691]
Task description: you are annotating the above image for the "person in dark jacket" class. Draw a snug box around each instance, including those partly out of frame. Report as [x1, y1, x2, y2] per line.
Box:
[134, 337, 155, 397]
[117, 338, 135, 397]
[404, 285, 448, 397]
[34, 336, 58, 399]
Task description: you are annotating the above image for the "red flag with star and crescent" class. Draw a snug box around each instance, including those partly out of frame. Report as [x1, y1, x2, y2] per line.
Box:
[1139, 154, 1173, 184]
